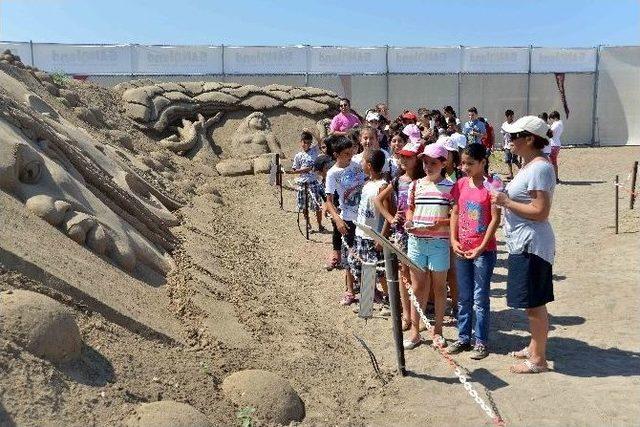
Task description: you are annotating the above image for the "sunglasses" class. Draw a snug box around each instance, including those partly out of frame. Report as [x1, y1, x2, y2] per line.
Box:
[339, 104, 349, 107]
[509, 131, 532, 140]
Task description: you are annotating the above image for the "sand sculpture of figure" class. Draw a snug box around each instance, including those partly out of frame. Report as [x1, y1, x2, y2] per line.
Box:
[159, 112, 224, 162]
[0, 67, 177, 278]
[230, 112, 282, 159]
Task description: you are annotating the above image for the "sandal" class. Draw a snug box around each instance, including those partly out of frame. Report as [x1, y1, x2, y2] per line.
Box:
[339, 292, 356, 306]
[403, 338, 422, 350]
[508, 347, 531, 359]
[510, 359, 549, 374]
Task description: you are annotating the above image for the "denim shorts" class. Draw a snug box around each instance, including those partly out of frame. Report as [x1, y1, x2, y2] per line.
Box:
[407, 236, 450, 272]
[507, 252, 554, 308]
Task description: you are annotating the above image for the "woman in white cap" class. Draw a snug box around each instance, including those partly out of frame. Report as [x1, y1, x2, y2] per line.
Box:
[492, 115, 556, 374]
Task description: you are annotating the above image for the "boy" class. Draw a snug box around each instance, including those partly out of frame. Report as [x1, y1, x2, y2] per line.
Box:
[353, 149, 390, 315]
[325, 137, 367, 305]
[287, 131, 325, 232]
[500, 110, 520, 180]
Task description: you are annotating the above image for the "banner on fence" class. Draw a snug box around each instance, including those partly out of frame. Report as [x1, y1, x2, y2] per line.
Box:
[132, 45, 223, 75]
[462, 47, 530, 73]
[531, 48, 597, 73]
[32, 43, 132, 75]
[309, 47, 386, 74]
[224, 46, 306, 74]
[388, 47, 461, 73]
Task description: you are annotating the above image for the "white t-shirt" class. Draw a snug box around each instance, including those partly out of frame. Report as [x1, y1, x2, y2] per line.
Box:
[550, 120, 564, 148]
[501, 121, 512, 149]
[450, 132, 467, 149]
[291, 146, 320, 183]
[355, 179, 387, 239]
[325, 160, 367, 222]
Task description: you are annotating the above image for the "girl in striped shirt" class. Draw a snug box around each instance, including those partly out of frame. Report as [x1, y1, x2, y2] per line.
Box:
[403, 143, 454, 349]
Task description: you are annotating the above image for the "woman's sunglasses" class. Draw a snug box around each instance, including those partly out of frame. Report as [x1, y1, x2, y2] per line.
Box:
[510, 131, 532, 140]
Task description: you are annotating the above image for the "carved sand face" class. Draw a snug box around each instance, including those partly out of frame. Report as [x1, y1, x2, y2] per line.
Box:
[247, 113, 268, 131]
[0, 118, 174, 277]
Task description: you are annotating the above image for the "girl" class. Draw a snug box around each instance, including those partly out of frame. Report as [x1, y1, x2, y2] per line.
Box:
[388, 131, 408, 179]
[374, 140, 425, 331]
[403, 143, 454, 349]
[494, 116, 556, 374]
[447, 144, 501, 360]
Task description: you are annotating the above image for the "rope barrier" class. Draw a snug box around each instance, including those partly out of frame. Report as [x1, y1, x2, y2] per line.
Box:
[402, 275, 505, 426]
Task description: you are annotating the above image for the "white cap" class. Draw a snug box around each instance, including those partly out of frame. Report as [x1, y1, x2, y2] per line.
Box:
[366, 111, 381, 122]
[437, 136, 458, 152]
[501, 116, 550, 141]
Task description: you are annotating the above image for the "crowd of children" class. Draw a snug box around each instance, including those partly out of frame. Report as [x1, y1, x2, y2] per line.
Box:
[287, 99, 558, 373]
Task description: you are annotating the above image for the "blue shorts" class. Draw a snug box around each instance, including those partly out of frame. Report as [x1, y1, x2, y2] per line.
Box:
[407, 236, 450, 272]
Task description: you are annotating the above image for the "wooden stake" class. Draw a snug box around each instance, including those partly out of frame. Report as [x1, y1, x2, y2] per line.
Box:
[615, 175, 619, 235]
[630, 161, 638, 210]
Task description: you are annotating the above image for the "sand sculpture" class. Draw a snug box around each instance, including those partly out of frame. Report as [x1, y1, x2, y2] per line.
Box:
[0, 60, 178, 278]
[118, 80, 340, 168]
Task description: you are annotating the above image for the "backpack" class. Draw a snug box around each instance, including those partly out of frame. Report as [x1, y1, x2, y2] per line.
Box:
[482, 121, 495, 150]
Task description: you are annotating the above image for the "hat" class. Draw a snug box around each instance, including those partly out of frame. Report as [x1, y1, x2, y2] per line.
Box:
[421, 143, 448, 159]
[401, 111, 417, 122]
[397, 141, 424, 157]
[365, 111, 381, 122]
[502, 115, 550, 140]
[437, 136, 458, 152]
[402, 124, 422, 143]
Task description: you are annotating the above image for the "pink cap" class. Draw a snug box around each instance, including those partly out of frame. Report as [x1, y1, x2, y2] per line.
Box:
[421, 143, 448, 159]
[397, 141, 424, 157]
[402, 124, 422, 143]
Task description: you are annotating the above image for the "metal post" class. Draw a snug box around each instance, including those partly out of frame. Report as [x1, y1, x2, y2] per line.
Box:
[29, 40, 35, 67]
[630, 161, 638, 210]
[385, 45, 390, 108]
[591, 45, 602, 146]
[382, 247, 406, 376]
[275, 154, 283, 209]
[457, 45, 463, 115]
[304, 44, 310, 86]
[221, 44, 225, 82]
[615, 175, 619, 234]
[304, 182, 310, 240]
[526, 45, 532, 115]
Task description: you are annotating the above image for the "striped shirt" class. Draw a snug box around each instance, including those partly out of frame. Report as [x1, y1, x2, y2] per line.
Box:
[407, 177, 454, 239]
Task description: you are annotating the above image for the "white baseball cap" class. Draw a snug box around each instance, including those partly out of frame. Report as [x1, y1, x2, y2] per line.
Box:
[502, 116, 550, 141]
[366, 111, 381, 122]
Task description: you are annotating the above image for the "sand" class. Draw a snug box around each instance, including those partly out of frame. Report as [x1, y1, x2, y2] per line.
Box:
[0, 70, 639, 426]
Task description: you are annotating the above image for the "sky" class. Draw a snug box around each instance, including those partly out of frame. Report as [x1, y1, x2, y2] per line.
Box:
[0, 0, 638, 47]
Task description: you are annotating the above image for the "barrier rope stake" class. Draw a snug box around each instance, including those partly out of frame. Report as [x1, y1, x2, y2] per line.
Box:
[304, 182, 310, 240]
[382, 246, 406, 376]
[630, 161, 638, 209]
[275, 154, 283, 210]
[615, 174, 619, 234]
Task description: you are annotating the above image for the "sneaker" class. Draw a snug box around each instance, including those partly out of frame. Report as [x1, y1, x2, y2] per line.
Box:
[403, 338, 422, 350]
[431, 334, 447, 348]
[446, 340, 472, 354]
[470, 344, 489, 360]
[339, 292, 356, 306]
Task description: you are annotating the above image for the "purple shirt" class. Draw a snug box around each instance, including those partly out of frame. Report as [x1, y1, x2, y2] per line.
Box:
[330, 112, 361, 133]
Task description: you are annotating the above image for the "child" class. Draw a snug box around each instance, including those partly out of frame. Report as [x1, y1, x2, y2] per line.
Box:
[447, 143, 500, 360]
[388, 131, 407, 179]
[287, 131, 325, 232]
[353, 149, 390, 314]
[375, 140, 425, 330]
[500, 110, 520, 180]
[324, 137, 367, 305]
[352, 126, 391, 178]
[404, 143, 454, 349]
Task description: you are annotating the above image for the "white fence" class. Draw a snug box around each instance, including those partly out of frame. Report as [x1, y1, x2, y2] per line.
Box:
[2, 41, 638, 146]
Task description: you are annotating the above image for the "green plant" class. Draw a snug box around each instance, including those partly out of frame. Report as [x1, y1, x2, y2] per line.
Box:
[236, 406, 255, 427]
[50, 70, 69, 87]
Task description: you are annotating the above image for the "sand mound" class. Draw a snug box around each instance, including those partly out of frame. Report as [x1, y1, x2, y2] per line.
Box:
[126, 401, 211, 427]
[222, 369, 305, 425]
[0, 289, 81, 363]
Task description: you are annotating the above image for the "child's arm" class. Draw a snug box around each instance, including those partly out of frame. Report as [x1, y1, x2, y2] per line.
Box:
[325, 194, 348, 235]
[287, 166, 313, 174]
[450, 203, 465, 257]
[373, 183, 396, 225]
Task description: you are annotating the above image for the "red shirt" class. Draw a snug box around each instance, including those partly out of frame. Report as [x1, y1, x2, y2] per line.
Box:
[451, 177, 497, 252]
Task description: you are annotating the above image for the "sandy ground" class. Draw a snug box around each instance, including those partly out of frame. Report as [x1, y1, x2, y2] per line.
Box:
[2, 132, 639, 427]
